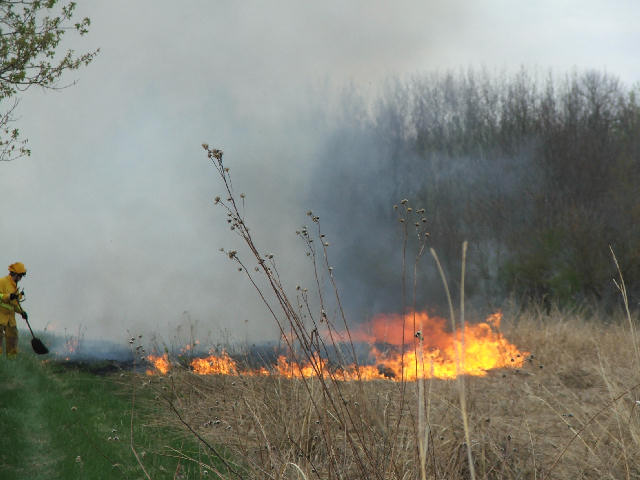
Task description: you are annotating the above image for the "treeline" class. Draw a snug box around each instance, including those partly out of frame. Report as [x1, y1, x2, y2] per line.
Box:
[311, 69, 640, 313]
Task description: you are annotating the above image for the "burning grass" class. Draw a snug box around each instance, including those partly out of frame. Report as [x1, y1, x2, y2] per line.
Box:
[146, 308, 640, 479]
[146, 310, 527, 381]
[150, 145, 640, 479]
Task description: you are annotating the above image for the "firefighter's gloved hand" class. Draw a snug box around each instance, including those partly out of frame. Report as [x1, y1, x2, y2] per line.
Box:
[20, 311, 27, 320]
[9, 293, 19, 300]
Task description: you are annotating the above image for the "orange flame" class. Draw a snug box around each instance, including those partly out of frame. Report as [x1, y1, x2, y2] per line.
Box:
[191, 351, 240, 375]
[146, 311, 526, 380]
[345, 310, 526, 380]
[146, 353, 170, 375]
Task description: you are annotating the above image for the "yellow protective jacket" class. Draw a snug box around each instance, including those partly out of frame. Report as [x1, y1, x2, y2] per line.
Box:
[0, 274, 20, 327]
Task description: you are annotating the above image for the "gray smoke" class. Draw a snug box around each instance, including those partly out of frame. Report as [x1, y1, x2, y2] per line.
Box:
[0, 1, 638, 354]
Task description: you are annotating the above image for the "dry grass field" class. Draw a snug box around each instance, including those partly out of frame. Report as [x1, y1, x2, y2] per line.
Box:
[145, 308, 640, 480]
[145, 146, 639, 479]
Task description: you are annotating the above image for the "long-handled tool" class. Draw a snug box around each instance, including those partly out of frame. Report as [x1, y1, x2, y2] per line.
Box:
[14, 299, 48, 355]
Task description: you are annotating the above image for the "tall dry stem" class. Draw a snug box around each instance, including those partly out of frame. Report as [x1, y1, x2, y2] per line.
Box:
[431, 244, 476, 480]
[610, 245, 640, 370]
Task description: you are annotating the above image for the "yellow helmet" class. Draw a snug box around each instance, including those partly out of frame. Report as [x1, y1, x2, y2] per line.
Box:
[8, 262, 26, 275]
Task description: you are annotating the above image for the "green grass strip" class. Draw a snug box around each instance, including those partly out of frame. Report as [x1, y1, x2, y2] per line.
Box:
[0, 345, 225, 479]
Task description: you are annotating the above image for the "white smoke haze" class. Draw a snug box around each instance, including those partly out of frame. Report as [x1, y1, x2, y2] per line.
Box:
[0, 1, 638, 351]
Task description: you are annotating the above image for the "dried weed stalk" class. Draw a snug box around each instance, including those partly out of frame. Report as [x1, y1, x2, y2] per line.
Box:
[144, 146, 640, 480]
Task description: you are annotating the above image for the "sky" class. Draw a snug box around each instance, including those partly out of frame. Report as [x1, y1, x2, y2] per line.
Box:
[0, 0, 638, 353]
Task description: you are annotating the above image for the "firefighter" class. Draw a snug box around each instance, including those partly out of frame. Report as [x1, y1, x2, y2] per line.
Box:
[0, 262, 28, 357]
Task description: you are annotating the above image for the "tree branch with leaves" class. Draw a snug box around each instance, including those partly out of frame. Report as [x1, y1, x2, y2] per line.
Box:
[0, 0, 98, 161]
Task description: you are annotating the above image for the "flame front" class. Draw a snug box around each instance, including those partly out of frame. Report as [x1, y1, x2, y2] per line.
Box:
[347, 310, 526, 380]
[147, 353, 170, 375]
[146, 311, 527, 380]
